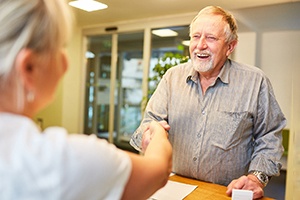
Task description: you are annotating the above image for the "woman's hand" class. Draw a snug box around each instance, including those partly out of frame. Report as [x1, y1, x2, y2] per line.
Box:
[141, 120, 170, 152]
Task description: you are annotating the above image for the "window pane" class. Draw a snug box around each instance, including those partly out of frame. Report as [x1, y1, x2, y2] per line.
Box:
[84, 35, 112, 137]
[116, 32, 144, 149]
[150, 26, 190, 97]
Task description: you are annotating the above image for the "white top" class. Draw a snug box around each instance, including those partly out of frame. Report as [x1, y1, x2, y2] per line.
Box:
[0, 113, 132, 200]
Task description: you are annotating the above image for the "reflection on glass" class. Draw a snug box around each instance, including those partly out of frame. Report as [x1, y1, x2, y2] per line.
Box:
[150, 26, 190, 96]
[83, 26, 190, 152]
[84, 35, 112, 137]
[83, 32, 144, 151]
[116, 32, 144, 144]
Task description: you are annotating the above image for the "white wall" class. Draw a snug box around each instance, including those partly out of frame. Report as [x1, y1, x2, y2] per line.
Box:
[233, 32, 257, 66]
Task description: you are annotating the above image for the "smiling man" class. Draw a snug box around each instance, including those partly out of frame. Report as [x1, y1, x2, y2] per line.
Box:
[130, 6, 286, 200]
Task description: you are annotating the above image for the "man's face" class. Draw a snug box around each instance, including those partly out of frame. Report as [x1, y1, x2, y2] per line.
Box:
[189, 14, 234, 74]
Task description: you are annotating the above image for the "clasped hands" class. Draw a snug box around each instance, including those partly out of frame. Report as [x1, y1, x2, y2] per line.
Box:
[141, 120, 264, 200]
[141, 120, 170, 152]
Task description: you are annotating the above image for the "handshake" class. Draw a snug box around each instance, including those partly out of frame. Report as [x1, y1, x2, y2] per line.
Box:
[140, 120, 171, 152]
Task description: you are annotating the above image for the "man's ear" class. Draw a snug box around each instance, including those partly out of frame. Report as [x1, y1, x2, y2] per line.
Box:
[226, 40, 238, 57]
[15, 49, 36, 91]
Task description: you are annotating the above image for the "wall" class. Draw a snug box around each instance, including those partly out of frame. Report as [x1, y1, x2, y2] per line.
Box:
[233, 32, 257, 66]
[62, 24, 84, 133]
[34, 83, 63, 128]
[291, 62, 300, 199]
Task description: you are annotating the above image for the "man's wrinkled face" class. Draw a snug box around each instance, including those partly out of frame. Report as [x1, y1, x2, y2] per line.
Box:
[189, 14, 232, 74]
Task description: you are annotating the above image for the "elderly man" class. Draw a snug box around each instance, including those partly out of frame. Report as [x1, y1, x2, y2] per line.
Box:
[130, 5, 286, 199]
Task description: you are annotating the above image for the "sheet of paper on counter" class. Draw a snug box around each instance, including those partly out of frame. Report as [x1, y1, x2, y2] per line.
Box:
[148, 180, 198, 200]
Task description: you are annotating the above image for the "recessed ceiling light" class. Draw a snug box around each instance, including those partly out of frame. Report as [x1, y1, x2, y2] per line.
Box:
[152, 29, 178, 37]
[85, 51, 95, 58]
[69, 0, 108, 12]
[182, 40, 190, 46]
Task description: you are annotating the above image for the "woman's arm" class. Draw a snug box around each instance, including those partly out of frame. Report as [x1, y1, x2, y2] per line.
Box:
[121, 120, 172, 200]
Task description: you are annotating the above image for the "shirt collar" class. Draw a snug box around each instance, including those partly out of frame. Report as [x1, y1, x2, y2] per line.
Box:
[185, 62, 198, 84]
[217, 59, 231, 84]
[186, 59, 231, 84]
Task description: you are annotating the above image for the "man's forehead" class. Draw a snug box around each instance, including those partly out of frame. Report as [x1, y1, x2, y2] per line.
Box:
[191, 15, 227, 33]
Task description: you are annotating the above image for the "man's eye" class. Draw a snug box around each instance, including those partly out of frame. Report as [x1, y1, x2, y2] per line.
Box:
[206, 36, 217, 41]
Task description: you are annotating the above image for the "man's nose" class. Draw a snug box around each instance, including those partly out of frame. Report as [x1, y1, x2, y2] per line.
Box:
[197, 37, 208, 49]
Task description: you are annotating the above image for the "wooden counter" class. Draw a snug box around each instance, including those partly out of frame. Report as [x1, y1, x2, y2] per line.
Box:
[169, 174, 274, 200]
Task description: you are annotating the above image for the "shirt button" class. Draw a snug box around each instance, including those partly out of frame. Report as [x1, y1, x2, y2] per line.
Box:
[193, 157, 197, 161]
[202, 111, 205, 115]
[197, 134, 201, 138]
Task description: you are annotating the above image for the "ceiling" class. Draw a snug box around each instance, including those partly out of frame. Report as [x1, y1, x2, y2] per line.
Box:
[70, 0, 300, 32]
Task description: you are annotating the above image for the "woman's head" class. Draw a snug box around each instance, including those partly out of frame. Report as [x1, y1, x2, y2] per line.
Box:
[0, 0, 72, 115]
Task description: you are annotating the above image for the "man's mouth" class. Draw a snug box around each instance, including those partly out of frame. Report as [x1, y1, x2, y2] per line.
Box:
[196, 53, 210, 59]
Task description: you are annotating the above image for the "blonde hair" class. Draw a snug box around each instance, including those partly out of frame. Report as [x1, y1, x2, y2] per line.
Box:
[0, 0, 72, 110]
[190, 6, 238, 43]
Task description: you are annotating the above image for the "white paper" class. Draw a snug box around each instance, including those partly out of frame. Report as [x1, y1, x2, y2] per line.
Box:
[148, 180, 198, 200]
[232, 189, 253, 200]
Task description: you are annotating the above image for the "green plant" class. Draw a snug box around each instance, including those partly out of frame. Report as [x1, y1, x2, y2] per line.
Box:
[147, 52, 189, 100]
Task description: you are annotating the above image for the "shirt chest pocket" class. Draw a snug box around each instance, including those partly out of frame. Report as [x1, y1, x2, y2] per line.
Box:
[206, 111, 253, 151]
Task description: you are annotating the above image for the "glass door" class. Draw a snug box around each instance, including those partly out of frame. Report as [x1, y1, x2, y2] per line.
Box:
[149, 26, 190, 95]
[116, 32, 144, 150]
[84, 35, 112, 137]
[83, 26, 189, 151]
[83, 31, 144, 152]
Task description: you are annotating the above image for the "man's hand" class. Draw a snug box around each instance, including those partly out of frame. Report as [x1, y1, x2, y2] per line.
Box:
[226, 175, 264, 199]
[141, 120, 170, 152]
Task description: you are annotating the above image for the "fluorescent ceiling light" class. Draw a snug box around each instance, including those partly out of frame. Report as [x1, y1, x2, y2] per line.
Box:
[85, 51, 95, 58]
[69, 0, 108, 12]
[182, 40, 190, 46]
[152, 29, 178, 37]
